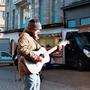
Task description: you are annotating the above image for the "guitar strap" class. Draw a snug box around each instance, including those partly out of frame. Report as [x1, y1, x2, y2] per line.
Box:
[34, 39, 42, 50]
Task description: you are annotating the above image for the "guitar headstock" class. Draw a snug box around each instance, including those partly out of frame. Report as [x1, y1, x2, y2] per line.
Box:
[59, 40, 70, 47]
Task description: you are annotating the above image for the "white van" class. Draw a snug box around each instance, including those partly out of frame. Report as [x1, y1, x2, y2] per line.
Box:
[43, 29, 90, 70]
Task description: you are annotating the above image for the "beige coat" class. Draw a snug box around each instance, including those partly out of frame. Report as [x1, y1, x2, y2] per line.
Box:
[17, 32, 41, 79]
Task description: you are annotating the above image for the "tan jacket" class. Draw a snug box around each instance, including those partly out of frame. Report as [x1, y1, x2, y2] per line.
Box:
[17, 32, 41, 79]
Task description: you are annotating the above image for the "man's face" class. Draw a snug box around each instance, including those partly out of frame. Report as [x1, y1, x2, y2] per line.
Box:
[32, 29, 40, 40]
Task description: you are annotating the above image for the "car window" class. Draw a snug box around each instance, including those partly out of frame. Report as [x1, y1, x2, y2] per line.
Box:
[66, 32, 72, 40]
[75, 33, 90, 47]
[0, 52, 12, 61]
[1, 52, 12, 57]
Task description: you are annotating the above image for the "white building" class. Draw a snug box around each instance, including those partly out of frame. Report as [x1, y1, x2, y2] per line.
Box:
[4, 0, 33, 42]
[0, 0, 5, 38]
[3, 0, 64, 55]
[4, 0, 63, 44]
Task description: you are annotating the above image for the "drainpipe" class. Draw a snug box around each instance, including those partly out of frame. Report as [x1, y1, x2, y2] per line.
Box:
[62, 0, 66, 28]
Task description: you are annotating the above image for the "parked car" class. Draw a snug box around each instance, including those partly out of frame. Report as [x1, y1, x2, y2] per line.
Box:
[65, 32, 90, 70]
[0, 51, 14, 65]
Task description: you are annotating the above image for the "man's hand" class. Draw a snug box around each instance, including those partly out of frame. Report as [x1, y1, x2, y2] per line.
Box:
[34, 55, 43, 62]
[58, 40, 70, 50]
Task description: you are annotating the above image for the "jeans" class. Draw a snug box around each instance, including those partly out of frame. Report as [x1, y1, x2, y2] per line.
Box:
[24, 73, 40, 90]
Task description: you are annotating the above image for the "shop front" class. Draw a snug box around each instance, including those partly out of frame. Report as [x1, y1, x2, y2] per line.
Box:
[39, 28, 62, 47]
[39, 28, 63, 67]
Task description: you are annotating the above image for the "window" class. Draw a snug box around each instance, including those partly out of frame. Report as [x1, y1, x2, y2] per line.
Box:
[0, 0, 5, 3]
[21, 5, 31, 28]
[53, 0, 59, 23]
[0, 11, 2, 18]
[80, 17, 90, 25]
[40, 0, 45, 24]
[6, 12, 9, 30]
[0, 11, 5, 19]
[67, 20, 76, 28]
[1, 52, 11, 57]
[3, 11, 5, 19]
[12, 9, 15, 29]
[7, 0, 9, 3]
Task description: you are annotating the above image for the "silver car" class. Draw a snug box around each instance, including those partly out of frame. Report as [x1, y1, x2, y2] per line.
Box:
[0, 51, 14, 65]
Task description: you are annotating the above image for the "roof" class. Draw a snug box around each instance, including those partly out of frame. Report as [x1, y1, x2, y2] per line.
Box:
[39, 28, 78, 35]
[63, 0, 90, 10]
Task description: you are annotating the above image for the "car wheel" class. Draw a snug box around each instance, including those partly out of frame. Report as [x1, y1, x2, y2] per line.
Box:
[77, 59, 86, 71]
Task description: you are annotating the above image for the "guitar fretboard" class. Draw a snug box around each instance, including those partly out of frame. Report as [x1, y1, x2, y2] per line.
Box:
[46, 46, 58, 55]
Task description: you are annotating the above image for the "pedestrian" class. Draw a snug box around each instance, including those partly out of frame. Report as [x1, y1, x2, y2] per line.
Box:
[13, 45, 18, 70]
[13, 33, 21, 70]
[17, 19, 45, 90]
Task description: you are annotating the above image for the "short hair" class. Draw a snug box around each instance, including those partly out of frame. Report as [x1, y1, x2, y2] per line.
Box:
[27, 19, 42, 30]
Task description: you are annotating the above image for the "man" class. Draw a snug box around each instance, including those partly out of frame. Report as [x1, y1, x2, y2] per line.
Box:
[17, 19, 43, 90]
[17, 19, 64, 90]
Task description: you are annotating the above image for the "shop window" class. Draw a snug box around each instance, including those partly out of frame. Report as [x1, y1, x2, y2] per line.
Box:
[53, 0, 59, 23]
[67, 20, 76, 28]
[80, 17, 90, 25]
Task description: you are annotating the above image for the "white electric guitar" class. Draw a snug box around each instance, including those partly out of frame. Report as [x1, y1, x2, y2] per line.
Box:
[24, 40, 69, 73]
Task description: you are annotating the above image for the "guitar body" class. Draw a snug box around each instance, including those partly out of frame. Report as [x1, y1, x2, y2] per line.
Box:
[24, 47, 50, 73]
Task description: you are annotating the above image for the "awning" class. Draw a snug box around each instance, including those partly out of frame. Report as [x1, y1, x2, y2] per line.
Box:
[39, 28, 62, 35]
[39, 28, 78, 35]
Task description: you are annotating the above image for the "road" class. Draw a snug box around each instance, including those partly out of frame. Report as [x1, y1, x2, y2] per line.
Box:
[41, 68, 90, 90]
[0, 65, 24, 90]
[0, 65, 90, 90]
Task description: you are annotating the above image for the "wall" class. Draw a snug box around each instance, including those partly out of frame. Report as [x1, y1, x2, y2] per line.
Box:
[3, 32, 19, 43]
[65, 5, 90, 20]
[65, 4, 90, 28]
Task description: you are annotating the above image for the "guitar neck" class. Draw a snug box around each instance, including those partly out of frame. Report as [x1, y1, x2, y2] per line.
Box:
[46, 46, 58, 55]
[45, 40, 69, 55]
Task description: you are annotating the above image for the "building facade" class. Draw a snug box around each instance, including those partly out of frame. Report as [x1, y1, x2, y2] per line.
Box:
[4, 0, 63, 46]
[62, 0, 90, 32]
[5, 0, 63, 30]
[0, 0, 5, 38]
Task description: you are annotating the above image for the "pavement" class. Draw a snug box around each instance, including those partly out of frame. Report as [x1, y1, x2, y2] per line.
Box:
[0, 65, 90, 90]
[0, 65, 24, 90]
[0, 65, 69, 90]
